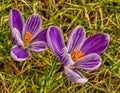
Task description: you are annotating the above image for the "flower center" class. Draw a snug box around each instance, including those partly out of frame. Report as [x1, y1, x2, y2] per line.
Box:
[72, 49, 84, 61]
[24, 31, 32, 44]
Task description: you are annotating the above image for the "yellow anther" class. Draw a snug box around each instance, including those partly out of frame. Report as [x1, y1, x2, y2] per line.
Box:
[24, 31, 32, 43]
[72, 49, 84, 61]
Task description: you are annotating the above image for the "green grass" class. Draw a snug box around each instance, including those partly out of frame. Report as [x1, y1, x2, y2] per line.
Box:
[0, 0, 120, 92]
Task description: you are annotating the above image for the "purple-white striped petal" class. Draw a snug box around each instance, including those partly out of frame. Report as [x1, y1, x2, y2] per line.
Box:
[73, 53, 101, 71]
[29, 41, 46, 53]
[81, 33, 110, 55]
[59, 51, 74, 66]
[64, 67, 88, 84]
[31, 27, 48, 43]
[12, 28, 24, 46]
[23, 14, 42, 36]
[11, 45, 30, 61]
[9, 9, 24, 35]
[67, 25, 86, 53]
[47, 26, 65, 56]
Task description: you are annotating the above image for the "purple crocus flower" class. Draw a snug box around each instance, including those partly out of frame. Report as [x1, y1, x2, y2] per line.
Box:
[9, 9, 47, 61]
[47, 25, 110, 83]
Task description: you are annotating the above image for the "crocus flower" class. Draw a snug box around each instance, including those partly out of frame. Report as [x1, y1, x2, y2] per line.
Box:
[47, 25, 110, 83]
[9, 9, 47, 61]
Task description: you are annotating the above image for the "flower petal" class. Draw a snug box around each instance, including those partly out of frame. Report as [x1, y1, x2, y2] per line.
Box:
[31, 27, 48, 43]
[12, 28, 24, 46]
[47, 26, 65, 56]
[11, 45, 30, 61]
[29, 41, 46, 53]
[64, 67, 88, 84]
[59, 51, 74, 66]
[81, 33, 110, 55]
[9, 9, 24, 35]
[67, 25, 86, 53]
[23, 14, 42, 36]
[73, 53, 101, 71]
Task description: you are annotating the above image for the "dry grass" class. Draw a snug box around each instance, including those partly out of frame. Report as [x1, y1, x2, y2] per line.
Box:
[0, 0, 120, 93]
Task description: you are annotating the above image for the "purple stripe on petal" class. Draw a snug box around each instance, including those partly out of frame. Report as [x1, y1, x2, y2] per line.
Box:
[73, 53, 101, 71]
[12, 28, 24, 46]
[23, 14, 42, 36]
[31, 27, 48, 43]
[29, 41, 46, 53]
[11, 45, 30, 61]
[59, 51, 74, 66]
[9, 9, 24, 35]
[47, 26, 65, 56]
[64, 67, 88, 84]
[81, 33, 110, 55]
[67, 25, 86, 53]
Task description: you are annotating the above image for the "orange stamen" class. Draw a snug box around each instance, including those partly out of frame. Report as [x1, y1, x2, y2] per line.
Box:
[24, 31, 32, 43]
[72, 49, 84, 61]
